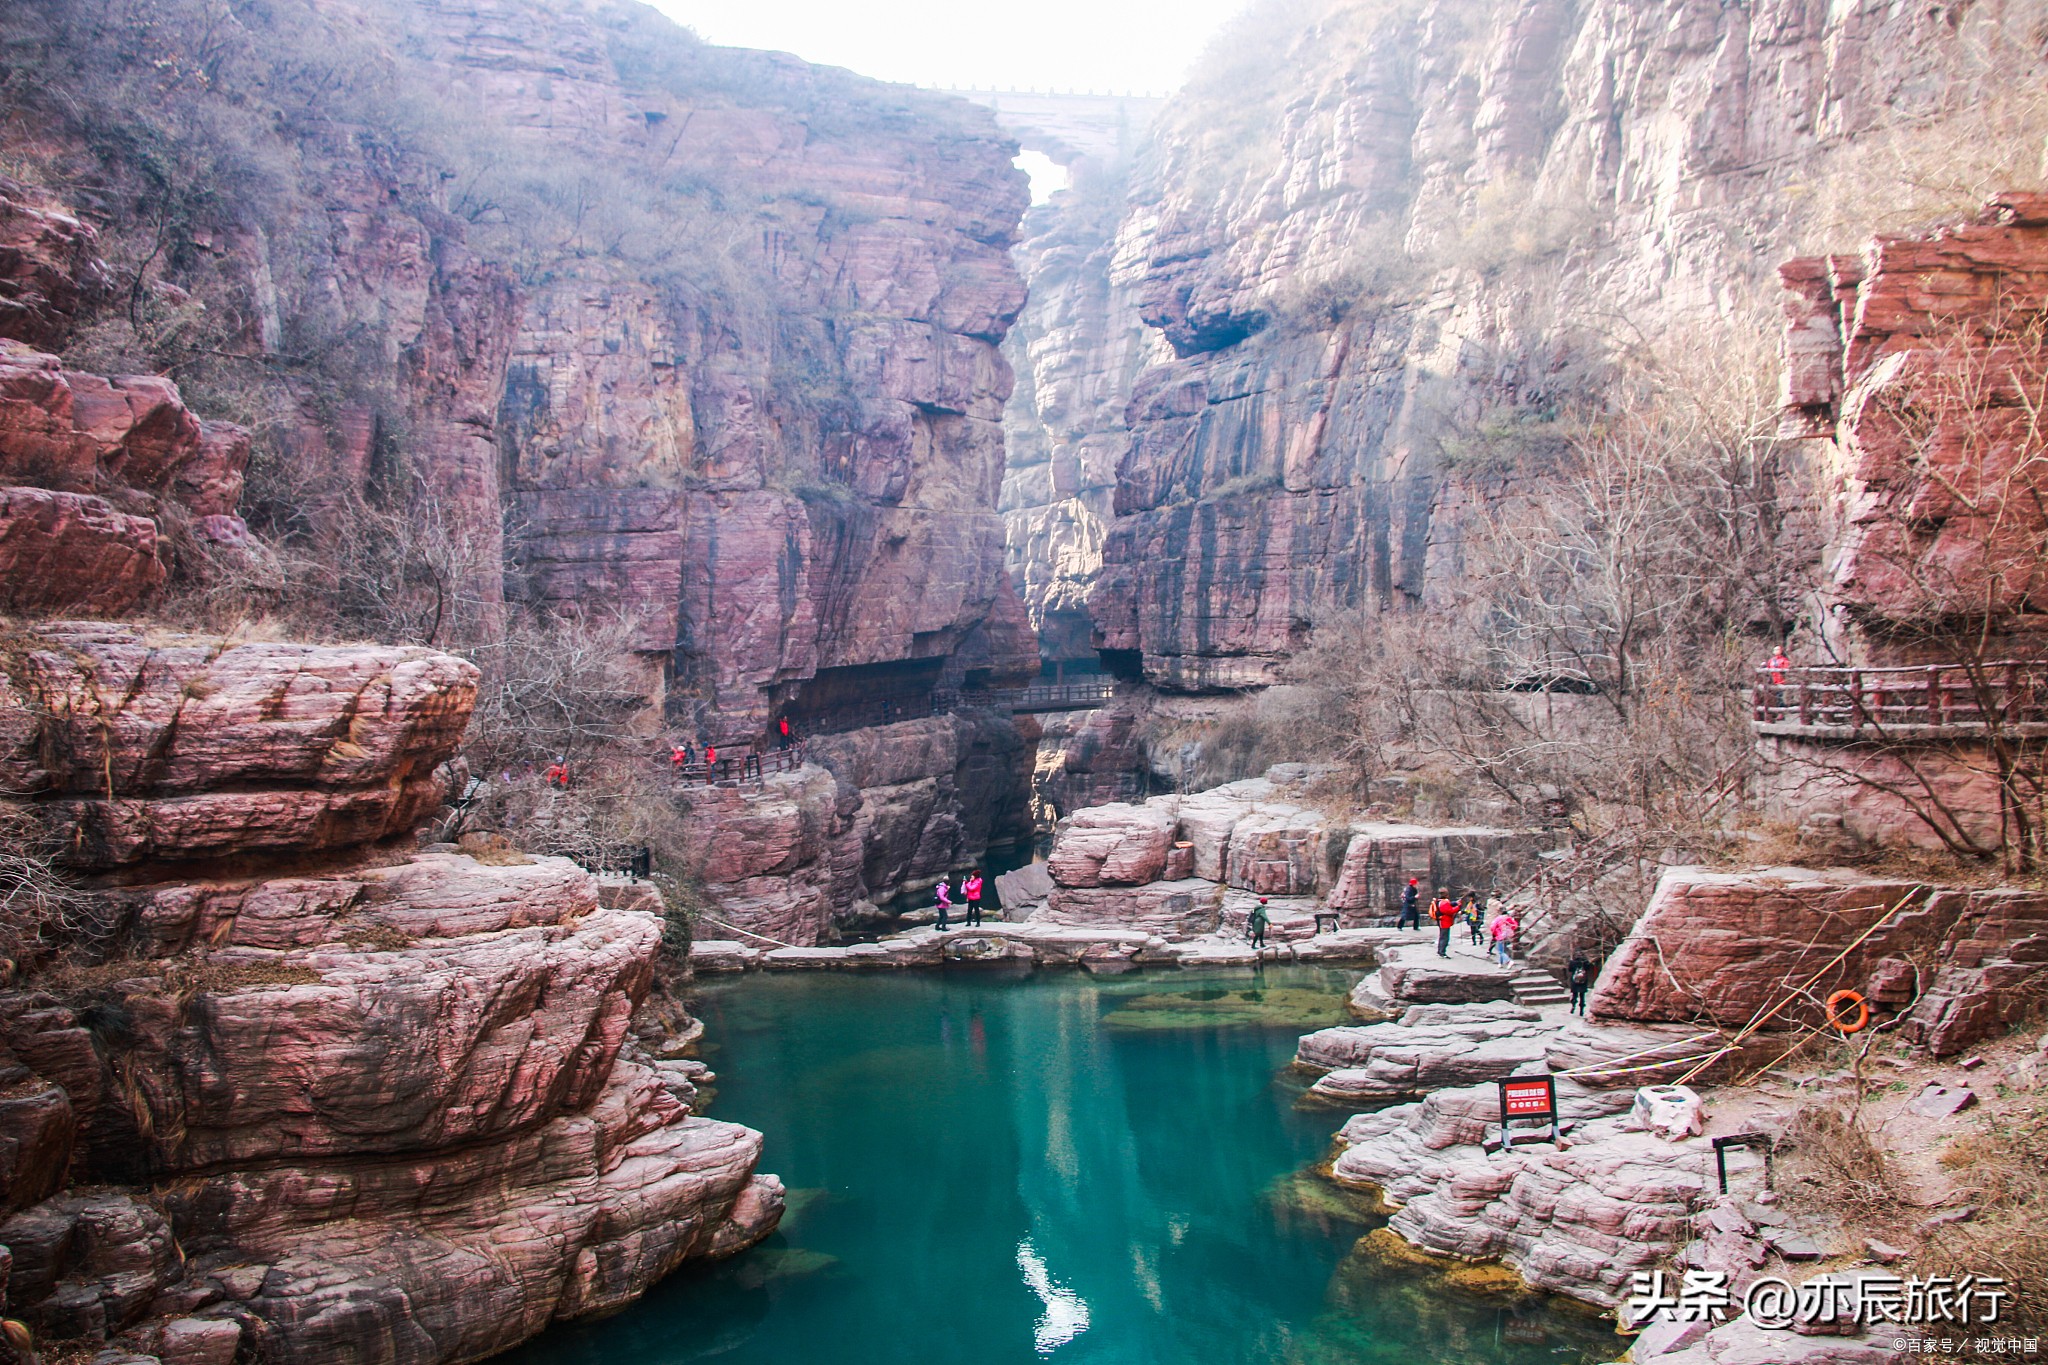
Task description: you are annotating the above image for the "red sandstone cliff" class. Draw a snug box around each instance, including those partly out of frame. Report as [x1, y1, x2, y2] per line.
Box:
[1004, 0, 2043, 690]
[2, 0, 1043, 939]
[0, 616, 781, 1363]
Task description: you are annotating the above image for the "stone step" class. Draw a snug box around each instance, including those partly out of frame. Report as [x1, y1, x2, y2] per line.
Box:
[1511, 970, 1572, 1005]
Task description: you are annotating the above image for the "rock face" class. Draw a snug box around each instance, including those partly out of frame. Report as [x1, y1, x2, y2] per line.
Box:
[0, 340, 252, 614]
[6, 0, 1046, 947]
[1588, 867, 2048, 1055]
[1329, 1081, 1691, 1308]
[1000, 192, 1158, 661]
[1760, 194, 2048, 854]
[1779, 193, 2048, 632]
[0, 182, 104, 349]
[1030, 771, 1555, 936]
[1001, 0, 2027, 688]
[0, 625, 780, 1361]
[667, 708, 1034, 946]
[392, 0, 1039, 731]
[1, 624, 475, 870]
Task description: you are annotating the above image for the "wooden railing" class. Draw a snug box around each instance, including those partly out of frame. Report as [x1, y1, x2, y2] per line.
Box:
[957, 680, 1119, 713]
[1752, 661, 2048, 737]
[670, 744, 808, 785]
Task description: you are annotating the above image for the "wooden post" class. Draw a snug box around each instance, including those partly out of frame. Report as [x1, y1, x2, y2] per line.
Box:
[1799, 681, 1812, 726]
[1928, 666, 1944, 726]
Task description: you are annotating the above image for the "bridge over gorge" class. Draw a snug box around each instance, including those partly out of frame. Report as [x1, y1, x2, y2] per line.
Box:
[667, 681, 1127, 787]
[1752, 662, 2048, 739]
[933, 88, 1168, 172]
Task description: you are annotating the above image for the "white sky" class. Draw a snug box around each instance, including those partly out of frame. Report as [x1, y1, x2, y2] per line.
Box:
[646, 0, 1250, 95]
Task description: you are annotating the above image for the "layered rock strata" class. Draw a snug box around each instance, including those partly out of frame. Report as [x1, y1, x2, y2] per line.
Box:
[1762, 193, 2048, 853]
[0, 338, 252, 615]
[667, 708, 1034, 946]
[1028, 769, 1557, 936]
[1588, 867, 2048, 1056]
[7, 0, 1046, 952]
[0, 626, 780, 1362]
[403, 0, 1040, 731]
[1002, 0, 2028, 687]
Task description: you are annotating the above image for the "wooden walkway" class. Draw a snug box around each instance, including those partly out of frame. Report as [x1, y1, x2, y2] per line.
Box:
[1753, 661, 2048, 739]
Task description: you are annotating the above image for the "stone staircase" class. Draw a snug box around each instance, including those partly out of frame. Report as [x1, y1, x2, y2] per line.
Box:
[1511, 967, 1572, 1007]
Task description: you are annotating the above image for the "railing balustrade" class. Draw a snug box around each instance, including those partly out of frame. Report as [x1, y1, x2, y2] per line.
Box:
[1752, 661, 2048, 737]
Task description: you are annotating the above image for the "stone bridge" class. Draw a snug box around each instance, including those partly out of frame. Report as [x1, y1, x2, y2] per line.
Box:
[935, 88, 1168, 169]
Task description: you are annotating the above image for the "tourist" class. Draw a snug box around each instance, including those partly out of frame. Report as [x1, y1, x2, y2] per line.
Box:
[1248, 897, 1270, 948]
[544, 757, 569, 789]
[1433, 895, 1459, 957]
[704, 743, 718, 772]
[1463, 894, 1485, 946]
[1566, 950, 1595, 1015]
[778, 715, 794, 749]
[1398, 877, 1421, 930]
[963, 870, 984, 926]
[1489, 906, 1520, 968]
[670, 742, 689, 772]
[1767, 646, 1790, 686]
[935, 877, 952, 931]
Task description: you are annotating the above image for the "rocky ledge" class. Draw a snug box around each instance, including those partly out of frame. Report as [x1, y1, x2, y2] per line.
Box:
[1591, 867, 2048, 1057]
[0, 626, 780, 1364]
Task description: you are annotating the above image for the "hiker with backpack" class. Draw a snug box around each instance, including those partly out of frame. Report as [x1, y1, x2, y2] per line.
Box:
[934, 877, 953, 932]
[1462, 893, 1484, 946]
[1488, 906, 1521, 968]
[1433, 895, 1460, 957]
[1566, 951, 1595, 1015]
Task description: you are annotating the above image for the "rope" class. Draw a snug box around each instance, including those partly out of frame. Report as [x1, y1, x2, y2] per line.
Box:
[1561, 1047, 1738, 1081]
[1555, 1030, 1722, 1078]
[1673, 885, 1928, 1087]
[692, 915, 802, 950]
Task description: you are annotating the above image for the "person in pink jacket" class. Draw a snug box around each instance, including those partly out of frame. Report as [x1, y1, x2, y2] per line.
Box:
[1488, 908, 1520, 967]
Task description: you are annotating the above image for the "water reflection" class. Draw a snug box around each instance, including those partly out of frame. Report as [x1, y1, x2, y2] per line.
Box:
[503, 967, 1619, 1365]
[1017, 1238, 1091, 1353]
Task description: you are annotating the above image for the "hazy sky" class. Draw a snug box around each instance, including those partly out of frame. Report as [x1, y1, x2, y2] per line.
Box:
[646, 0, 1250, 95]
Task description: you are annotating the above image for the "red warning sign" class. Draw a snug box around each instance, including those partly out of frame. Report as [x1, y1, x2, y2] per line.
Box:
[1499, 1075, 1555, 1119]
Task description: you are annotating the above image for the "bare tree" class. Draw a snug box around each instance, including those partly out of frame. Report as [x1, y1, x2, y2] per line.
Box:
[1770, 301, 2048, 869]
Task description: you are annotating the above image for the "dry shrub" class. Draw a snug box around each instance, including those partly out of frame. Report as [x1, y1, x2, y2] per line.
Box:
[0, 807, 118, 967]
[1924, 1105, 2048, 1333]
[1782, 1102, 1907, 1218]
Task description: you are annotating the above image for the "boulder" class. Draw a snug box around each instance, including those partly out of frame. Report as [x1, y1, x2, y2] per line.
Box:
[1366, 940, 1517, 1006]
[1630, 1084, 1706, 1141]
[0, 341, 248, 517]
[1222, 804, 1330, 895]
[0, 486, 164, 614]
[1046, 802, 1174, 887]
[1589, 867, 2048, 1054]
[1325, 824, 1556, 921]
[1035, 878, 1224, 936]
[0, 624, 475, 868]
[1298, 1000, 1554, 1102]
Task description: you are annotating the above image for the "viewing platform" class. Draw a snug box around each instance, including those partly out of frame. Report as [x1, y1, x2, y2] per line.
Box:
[1752, 661, 2048, 739]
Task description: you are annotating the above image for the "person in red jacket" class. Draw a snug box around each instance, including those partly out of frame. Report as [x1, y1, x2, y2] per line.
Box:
[1433, 895, 1460, 957]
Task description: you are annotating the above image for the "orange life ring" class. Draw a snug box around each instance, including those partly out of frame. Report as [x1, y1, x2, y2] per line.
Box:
[1824, 989, 1870, 1035]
